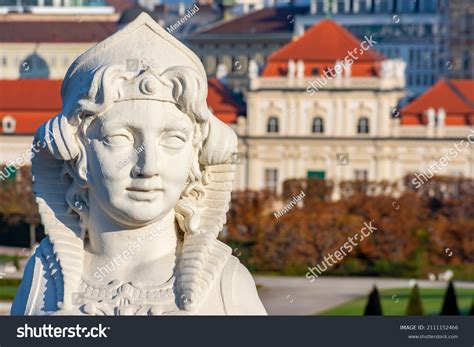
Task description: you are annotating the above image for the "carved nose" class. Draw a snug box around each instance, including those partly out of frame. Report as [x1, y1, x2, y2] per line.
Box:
[133, 143, 159, 178]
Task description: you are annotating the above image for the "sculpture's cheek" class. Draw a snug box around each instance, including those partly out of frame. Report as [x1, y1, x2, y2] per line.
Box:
[158, 144, 194, 194]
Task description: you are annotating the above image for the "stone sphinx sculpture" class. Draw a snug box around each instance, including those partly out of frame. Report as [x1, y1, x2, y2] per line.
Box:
[11, 13, 266, 315]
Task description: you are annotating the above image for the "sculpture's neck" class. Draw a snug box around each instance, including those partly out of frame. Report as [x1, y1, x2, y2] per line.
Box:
[84, 209, 179, 284]
[87, 209, 177, 255]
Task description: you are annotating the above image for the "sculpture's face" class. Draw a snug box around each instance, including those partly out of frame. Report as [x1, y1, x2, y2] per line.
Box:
[85, 99, 195, 226]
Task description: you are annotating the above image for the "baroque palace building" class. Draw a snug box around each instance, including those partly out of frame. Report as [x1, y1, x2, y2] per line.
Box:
[0, 14, 117, 80]
[1, 17, 473, 196]
[232, 19, 474, 195]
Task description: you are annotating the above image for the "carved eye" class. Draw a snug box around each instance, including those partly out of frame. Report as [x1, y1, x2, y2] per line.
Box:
[161, 132, 186, 149]
[103, 134, 133, 147]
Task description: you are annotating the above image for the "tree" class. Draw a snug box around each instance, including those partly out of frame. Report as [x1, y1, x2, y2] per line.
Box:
[364, 286, 383, 315]
[13, 254, 21, 270]
[468, 297, 474, 315]
[440, 281, 460, 315]
[406, 284, 424, 315]
[0, 166, 41, 248]
[227, 176, 474, 276]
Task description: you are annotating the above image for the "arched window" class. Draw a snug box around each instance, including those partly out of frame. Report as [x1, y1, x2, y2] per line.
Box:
[357, 117, 369, 134]
[312, 117, 324, 133]
[267, 116, 279, 133]
[205, 55, 217, 74]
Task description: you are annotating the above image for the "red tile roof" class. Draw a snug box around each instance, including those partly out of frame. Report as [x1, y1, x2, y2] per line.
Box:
[0, 80, 62, 112]
[262, 19, 384, 77]
[0, 21, 117, 43]
[0, 78, 240, 135]
[196, 6, 308, 35]
[0, 80, 62, 134]
[206, 78, 243, 123]
[401, 79, 474, 126]
[450, 80, 474, 105]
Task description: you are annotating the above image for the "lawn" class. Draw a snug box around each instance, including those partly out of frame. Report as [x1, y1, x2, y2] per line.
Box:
[0, 279, 21, 301]
[0, 254, 21, 263]
[320, 287, 474, 315]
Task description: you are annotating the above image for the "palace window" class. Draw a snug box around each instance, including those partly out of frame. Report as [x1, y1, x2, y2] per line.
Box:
[267, 116, 279, 133]
[205, 55, 216, 74]
[357, 117, 370, 134]
[354, 169, 369, 181]
[312, 117, 324, 133]
[265, 168, 278, 192]
[307, 170, 325, 179]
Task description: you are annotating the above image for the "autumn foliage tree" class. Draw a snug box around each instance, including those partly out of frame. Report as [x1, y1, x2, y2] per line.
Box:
[1, 169, 472, 278]
[0, 166, 39, 226]
[226, 175, 474, 278]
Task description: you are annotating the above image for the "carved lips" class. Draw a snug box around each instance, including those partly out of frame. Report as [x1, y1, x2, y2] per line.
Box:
[126, 181, 163, 200]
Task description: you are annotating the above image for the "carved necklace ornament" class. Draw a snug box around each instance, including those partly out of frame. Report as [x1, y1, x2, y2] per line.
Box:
[79, 279, 177, 316]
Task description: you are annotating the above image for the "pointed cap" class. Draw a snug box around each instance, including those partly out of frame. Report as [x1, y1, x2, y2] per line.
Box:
[61, 13, 206, 104]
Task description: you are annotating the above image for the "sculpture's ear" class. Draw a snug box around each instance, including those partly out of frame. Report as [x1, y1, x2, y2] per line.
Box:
[41, 114, 88, 187]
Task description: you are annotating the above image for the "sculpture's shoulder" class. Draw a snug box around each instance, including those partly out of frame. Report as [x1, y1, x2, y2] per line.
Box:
[218, 243, 267, 315]
[11, 237, 61, 315]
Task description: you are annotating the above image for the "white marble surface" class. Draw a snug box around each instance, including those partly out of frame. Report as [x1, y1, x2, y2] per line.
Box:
[11, 13, 265, 316]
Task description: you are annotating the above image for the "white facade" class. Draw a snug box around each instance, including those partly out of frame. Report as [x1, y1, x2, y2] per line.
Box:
[0, 13, 118, 80]
[0, 42, 96, 79]
[233, 61, 474, 195]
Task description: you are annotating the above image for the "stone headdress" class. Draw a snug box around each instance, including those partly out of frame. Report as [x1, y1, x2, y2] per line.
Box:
[31, 13, 237, 312]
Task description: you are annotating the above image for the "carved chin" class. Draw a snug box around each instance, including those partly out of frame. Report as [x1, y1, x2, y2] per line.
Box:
[103, 202, 167, 226]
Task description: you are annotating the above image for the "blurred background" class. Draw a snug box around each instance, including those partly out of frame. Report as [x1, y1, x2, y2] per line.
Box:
[0, 0, 473, 315]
